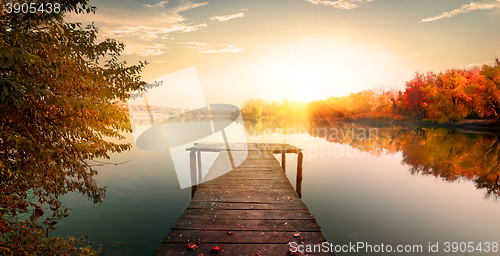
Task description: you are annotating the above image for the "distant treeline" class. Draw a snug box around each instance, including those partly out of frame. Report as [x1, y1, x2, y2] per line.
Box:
[241, 99, 307, 118]
[308, 58, 500, 122]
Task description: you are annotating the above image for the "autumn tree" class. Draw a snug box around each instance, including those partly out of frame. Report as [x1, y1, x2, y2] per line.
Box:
[390, 90, 406, 114]
[0, 0, 146, 254]
[426, 69, 481, 122]
[403, 72, 435, 120]
[480, 59, 500, 119]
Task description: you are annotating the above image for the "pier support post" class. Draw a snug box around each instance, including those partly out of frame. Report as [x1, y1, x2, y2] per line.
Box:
[296, 151, 303, 198]
[197, 150, 202, 183]
[190, 151, 197, 198]
[282, 151, 286, 172]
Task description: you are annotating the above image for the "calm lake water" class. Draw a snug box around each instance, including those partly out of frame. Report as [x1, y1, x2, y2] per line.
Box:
[53, 119, 500, 255]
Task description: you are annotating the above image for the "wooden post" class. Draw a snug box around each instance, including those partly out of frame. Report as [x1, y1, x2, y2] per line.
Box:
[197, 150, 202, 183]
[281, 150, 286, 172]
[296, 151, 303, 198]
[190, 151, 197, 198]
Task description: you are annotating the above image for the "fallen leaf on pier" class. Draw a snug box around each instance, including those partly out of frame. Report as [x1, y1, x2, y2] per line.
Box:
[227, 230, 233, 235]
[212, 246, 221, 252]
[293, 231, 300, 237]
[187, 243, 198, 250]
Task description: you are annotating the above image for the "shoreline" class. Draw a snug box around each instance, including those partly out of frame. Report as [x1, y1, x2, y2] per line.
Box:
[311, 118, 500, 134]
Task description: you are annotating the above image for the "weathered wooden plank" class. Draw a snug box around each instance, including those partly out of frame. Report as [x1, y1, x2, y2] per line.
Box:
[193, 190, 301, 202]
[196, 186, 294, 194]
[187, 142, 302, 153]
[199, 178, 290, 186]
[189, 197, 295, 204]
[162, 230, 327, 244]
[153, 243, 335, 256]
[187, 142, 224, 152]
[191, 195, 298, 204]
[257, 143, 267, 151]
[204, 172, 285, 180]
[232, 142, 247, 151]
[173, 219, 321, 231]
[186, 201, 308, 210]
[180, 209, 314, 220]
[196, 186, 293, 193]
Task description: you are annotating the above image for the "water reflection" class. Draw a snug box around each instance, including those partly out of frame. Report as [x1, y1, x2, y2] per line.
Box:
[244, 118, 310, 137]
[308, 121, 500, 198]
[53, 118, 500, 256]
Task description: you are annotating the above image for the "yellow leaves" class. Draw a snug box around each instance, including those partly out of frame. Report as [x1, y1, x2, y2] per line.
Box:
[1, 1, 145, 254]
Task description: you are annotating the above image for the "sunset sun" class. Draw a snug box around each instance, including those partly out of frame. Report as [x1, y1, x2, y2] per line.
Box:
[297, 83, 317, 102]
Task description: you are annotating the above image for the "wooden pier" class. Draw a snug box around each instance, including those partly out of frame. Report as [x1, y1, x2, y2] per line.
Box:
[153, 142, 334, 256]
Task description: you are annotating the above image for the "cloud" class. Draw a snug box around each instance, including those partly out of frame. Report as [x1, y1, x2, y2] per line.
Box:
[460, 59, 498, 68]
[143, 0, 169, 8]
[305, 0, 374, 9]
[121, 43, 168, 56]
[419, 0, 500, 23]
[143, 0, 208, 10]
[179, 42, 243, 53]
[100, 23, 207, 40]
[210, 12, 245, 22]
[65, 1, 208, 56]
[174, 2, 208, 12]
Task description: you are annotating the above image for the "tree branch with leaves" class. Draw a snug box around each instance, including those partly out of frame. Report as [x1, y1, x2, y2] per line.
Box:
[1, 1, 147, 255]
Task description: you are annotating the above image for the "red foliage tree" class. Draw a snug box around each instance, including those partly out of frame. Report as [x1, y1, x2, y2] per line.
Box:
[403, 72, 435, 120]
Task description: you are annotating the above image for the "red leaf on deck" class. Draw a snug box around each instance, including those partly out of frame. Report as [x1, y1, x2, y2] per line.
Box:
[227, 230, 233, 235]
[187, 243, 198, 250]
[300, 237, 305, 242]
[212, 246, 221, 252]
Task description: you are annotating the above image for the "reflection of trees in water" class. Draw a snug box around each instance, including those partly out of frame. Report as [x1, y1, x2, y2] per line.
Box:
[308, 122, 500, 199]
[243, 118, 310, 135]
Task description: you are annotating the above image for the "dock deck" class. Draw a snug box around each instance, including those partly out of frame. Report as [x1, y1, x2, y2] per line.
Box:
[153, 142, 334, 255]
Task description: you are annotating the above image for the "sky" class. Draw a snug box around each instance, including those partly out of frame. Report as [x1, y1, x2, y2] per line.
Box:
[67, 0, 500, 107]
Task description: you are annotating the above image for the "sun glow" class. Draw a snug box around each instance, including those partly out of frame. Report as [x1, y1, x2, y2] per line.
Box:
[297, 83, 317, 102]
[254, 58, 335, 101]
[239, 37, 406, 103]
